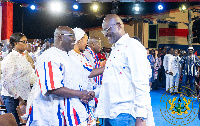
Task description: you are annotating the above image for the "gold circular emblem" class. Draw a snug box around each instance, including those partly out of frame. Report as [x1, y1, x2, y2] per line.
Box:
[160, 86, 200, 125]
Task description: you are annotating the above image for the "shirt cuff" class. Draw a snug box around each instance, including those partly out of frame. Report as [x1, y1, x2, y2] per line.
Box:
[136, 108, 148, 118]
[94, 86, 100, 98]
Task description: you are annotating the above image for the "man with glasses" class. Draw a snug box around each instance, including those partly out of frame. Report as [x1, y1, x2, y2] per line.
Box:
[179, 46, 200, 97]
[95, 14, 155, 126]
[26, 26, 95, 126]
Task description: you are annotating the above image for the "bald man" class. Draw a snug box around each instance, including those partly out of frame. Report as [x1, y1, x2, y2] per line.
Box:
[26, 26, 95, 126]
[84, 36, 102, 86]
[95, 14, 154, 126]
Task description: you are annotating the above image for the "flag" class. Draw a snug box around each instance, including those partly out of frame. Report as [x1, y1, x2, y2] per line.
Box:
[194, 51, 197, 56]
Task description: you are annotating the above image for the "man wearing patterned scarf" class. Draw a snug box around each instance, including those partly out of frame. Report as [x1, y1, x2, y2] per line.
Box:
[84, 36, 103, 86]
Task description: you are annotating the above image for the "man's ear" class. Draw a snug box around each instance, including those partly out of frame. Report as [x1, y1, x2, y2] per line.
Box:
[58, 36, 62, 41]
[116, 23, 122, 30]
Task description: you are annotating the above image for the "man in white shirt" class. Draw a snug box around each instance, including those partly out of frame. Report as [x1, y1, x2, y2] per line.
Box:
[95, 14, 154, 126]
[163, 48, 174, 93]
[26, 26, 95, 126]
[172, 49, 181, 93]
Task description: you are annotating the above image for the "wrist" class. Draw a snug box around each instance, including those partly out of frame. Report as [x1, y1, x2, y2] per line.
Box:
[74, 90, 84, 98]
[136, 117, 147, 122]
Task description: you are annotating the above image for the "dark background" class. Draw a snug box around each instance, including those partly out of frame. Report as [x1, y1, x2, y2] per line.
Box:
[11, 2, 200, 40]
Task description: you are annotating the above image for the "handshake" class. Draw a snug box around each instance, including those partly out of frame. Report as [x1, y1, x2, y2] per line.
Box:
[80, 90, 95, 104]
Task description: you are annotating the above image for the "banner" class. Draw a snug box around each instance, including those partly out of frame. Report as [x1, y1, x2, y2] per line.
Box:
[1, 2, 13, 45]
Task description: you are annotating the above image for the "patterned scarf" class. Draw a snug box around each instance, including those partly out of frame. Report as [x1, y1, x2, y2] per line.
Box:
[86, 47, 102, 86]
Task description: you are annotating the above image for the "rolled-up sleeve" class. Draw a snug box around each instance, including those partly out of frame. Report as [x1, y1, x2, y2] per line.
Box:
[127, 40, 150, 118]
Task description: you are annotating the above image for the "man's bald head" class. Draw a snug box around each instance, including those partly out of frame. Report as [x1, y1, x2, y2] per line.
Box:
[54, 26, 75, 52]
[88, 36, 102, 53]
[26, 43, 32, 52]
[88, 36, 101, 46]
[54, 26, 73, 37]
[102, 14, 125, 44]
[102, 14, 124, 29]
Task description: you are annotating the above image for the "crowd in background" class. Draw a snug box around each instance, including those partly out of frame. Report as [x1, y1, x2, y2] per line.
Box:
[147, 46, 200, 97]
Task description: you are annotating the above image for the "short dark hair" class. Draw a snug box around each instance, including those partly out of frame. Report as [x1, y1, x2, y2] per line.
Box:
[10, 32, 25, 47]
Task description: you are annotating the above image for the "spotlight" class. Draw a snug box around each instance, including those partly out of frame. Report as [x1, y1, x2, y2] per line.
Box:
[132, 3, 143, 14]
[49, 1, 62, 12]
[179, 4, 187, 13]
[30, 5, 36, 10]
[73, 4, 78, 10]
[158, 5, 163, 10]
[92, 4, 99, 12]
[90, 2, 99, 13]
[135, 7, 140, 11]
[182, 5, 186, 10]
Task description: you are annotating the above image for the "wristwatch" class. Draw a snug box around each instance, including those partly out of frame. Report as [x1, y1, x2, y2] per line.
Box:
[136, 117, 147, 121]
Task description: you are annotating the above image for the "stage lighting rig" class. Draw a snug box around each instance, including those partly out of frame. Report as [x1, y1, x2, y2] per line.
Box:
[111, 0, 120, 14]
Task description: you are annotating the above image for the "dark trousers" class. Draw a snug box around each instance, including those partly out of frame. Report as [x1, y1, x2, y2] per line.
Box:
[153, 68, 162, 90]
[2, 95, 20, 125]
[181, 75, 195, 96]
[195, 76, 200, 96]
[161, 66, 166, 88]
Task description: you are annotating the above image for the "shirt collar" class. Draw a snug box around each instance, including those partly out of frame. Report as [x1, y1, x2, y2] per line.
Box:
[115, 33, 129, 46]
[12, 50, 24, 57]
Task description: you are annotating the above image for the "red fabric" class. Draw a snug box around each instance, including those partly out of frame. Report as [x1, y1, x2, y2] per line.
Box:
[159, 28, 188, 37]
[48, 61, 55, 90]
[97, 53, 106, 61]
[73, 108, 79, 126]
[1, 2, 13, 40]
[29, 106, 32, 115]
[94, 97, 98, 104]
[194, 51, 197, 56]
[36, 70, 42, 93]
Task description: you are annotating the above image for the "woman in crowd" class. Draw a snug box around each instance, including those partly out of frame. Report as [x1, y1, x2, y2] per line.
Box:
[71, 27, 100, 126]
[1, 32, 34, 125]
[147, 49, 155, 88]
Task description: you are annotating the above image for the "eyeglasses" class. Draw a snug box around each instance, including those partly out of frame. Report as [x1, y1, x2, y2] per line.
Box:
[101, 23, 119, 35]
[60, 34, 74, 36]
[18, 40, 28, 44]
[59, 34, 75, 38]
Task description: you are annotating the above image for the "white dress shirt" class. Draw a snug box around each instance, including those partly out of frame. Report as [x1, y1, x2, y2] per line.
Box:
[172, 56, 181, 75]
[1, 50, 33, 100]
[26, 47, 89, 126]
[95, 34, 152, 120]
[167, 54, 174, 73]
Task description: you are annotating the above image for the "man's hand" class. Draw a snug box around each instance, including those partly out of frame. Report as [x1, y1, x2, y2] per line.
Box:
[135, 118, 146, 126]
[169, 72, 173, 76]
[88, 91, 95, 101]
[80, 90, 90, 104]
[100, 60, 107, 67]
